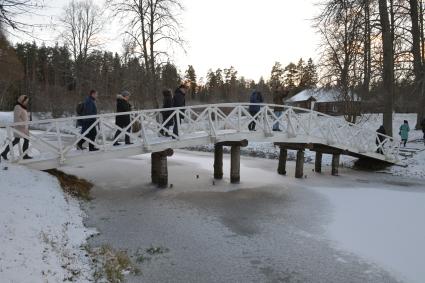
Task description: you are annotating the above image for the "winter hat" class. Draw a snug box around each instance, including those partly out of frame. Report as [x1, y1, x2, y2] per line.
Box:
[17, 95, 28, 104]
[121, 90, 131, 97]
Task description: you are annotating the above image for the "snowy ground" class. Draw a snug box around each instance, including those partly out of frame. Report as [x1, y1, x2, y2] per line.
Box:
[0, 127, 95, 282]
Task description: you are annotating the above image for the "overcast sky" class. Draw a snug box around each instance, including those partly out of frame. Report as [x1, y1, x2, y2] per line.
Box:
[12, 0, 320, 81]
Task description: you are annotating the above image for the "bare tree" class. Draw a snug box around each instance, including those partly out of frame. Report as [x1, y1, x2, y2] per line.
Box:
[315, 0, 365, 123]
[378, 0, 395, 136]
[0, 0, 42, 33]
[107, 0, 184, 108]
[60, 0, 104, 62]
[408, 0, 425, 128]
[60, 0, 104, 94]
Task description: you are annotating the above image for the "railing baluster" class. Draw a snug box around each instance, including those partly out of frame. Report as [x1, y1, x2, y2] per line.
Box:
[55, 121, 65, 164]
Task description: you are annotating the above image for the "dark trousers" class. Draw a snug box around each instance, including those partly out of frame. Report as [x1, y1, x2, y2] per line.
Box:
[2, 138, 29, 157]
[78, 127, 97, 150]
[248, 111, 259, 131]
[114, 127, 131, 144]
[173, 114, 183, 137]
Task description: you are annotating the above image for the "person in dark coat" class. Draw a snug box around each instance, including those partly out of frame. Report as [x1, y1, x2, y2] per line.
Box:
[160, 89, 173, 136]
[272, 87, 289, 131]
[248, 91, 264, 131]
[172, 84, 188, 137]
[113, 91, 133, 145]
[77, 90, 99, 151]
[376, 125, 386, 154]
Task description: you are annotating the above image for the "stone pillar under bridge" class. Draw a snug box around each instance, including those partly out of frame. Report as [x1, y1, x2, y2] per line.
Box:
[151, 148, 174, 188]
[214, 140, 248, 183]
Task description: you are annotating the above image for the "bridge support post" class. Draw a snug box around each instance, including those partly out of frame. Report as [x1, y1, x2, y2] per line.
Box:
[332, 154, 340, 176]
[230, 145, 241, 183]
[151, 149, 174, 188]
[214, 144, 223, 179]
[278, 147, 287, 175]
[295, 149, 305, 179]
[151, 153, 160, 185]
[315, 152, 323, 173]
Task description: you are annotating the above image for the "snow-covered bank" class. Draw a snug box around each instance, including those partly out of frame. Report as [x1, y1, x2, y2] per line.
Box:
[0, 165, 95, 282]
[387, 149, 425, 179]
[317, 186, 425, 283]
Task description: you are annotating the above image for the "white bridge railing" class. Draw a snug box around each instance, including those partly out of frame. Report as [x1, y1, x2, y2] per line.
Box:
[0, 103, 399, 169]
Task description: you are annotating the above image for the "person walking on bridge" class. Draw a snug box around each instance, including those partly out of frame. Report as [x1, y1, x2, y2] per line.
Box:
[1, 95, 32, 160]
[172, 84, 188, 138]
[248, 91, 264, 131]
[77, 90, 99, 151]
[160, 89, 174, 137]
[272, 87, 289, 132]
[399, 120, 410, 148]
[376, 125, 386, 154]
[113, 91, 133, 146]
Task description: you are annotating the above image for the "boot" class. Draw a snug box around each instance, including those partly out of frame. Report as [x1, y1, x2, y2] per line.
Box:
[1, 152, 8, 161]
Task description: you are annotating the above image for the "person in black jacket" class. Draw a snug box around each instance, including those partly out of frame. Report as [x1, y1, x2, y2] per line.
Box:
[376, 125, 386, 154]
[160, 89, 173, 136]
[113, 91, 133, 145]
[172, 84, 188, 137]
[77, 90, 99, 151]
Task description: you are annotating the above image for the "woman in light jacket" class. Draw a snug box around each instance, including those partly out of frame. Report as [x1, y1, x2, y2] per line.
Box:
[1, 95, 32, 160]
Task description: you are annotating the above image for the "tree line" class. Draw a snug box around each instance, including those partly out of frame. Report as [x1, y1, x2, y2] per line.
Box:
[316, 0, 425, 132]
[0, 26, 318, 115]
[5, 0, 424, 134]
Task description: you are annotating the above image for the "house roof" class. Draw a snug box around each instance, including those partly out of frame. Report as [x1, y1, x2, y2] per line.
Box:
[285, 88, 360, 103]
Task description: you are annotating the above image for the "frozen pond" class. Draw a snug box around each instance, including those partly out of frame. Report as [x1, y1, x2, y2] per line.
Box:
[64, 150, 425, 283]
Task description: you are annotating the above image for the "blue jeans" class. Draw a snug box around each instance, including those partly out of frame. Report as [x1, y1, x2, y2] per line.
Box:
[273, 111, 282, 131]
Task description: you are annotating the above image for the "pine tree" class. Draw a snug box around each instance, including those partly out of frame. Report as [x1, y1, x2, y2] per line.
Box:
[185, 65, 197, 100]
[300, 58, 318, 89]
[161, 62, 181, 91]
[283, 63, 298, 91]
[269, 62, 284, 91]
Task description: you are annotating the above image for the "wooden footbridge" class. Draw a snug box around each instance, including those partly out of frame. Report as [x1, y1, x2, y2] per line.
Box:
[0, 103, 399, 187]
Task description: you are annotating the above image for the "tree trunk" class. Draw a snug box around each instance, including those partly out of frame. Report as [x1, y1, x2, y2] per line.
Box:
[410, 0, 425, 128]
[363, 0, 371, 96]
[379, 0, 394, 137]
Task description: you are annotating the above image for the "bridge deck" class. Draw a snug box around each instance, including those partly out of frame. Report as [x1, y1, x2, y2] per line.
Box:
[0, 103, 399, 170]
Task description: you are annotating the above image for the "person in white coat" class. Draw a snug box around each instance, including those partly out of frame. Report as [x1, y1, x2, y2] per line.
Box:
[1, 95, 32, 160]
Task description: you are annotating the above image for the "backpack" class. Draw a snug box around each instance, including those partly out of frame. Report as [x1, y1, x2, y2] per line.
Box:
[76, 102, 85, 116]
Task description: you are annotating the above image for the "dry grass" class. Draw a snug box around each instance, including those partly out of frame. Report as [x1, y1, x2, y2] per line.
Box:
[90, 245, 140, 283]
[45, 169, 93, 201]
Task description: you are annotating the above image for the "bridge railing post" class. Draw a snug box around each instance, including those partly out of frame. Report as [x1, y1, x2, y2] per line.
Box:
[237, 106, 242, 132]
[99, 117, 107, 152]
[55, 121, 65, 164]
